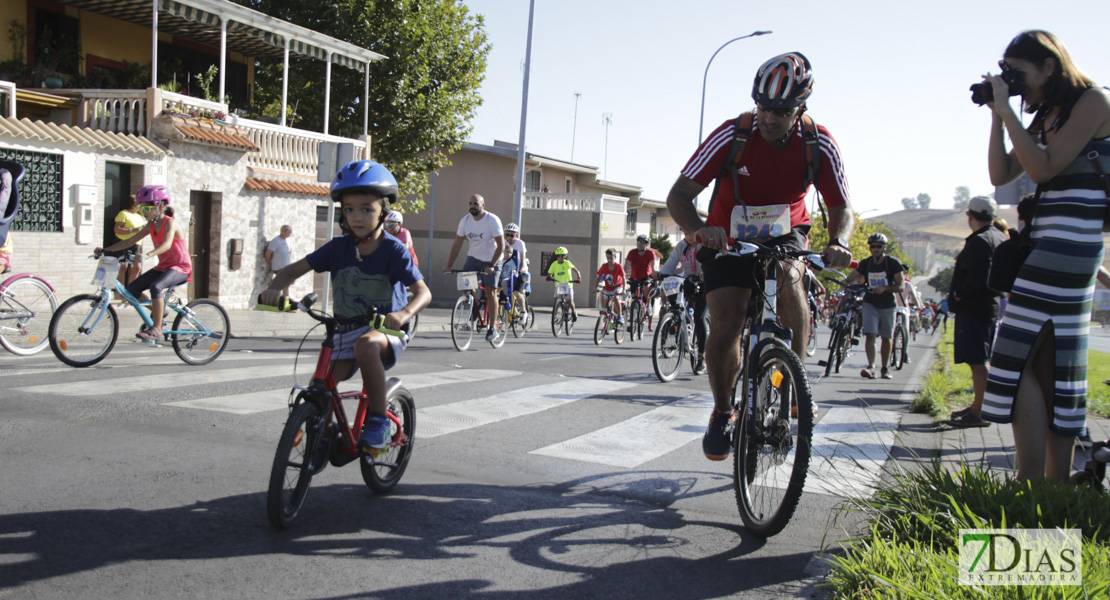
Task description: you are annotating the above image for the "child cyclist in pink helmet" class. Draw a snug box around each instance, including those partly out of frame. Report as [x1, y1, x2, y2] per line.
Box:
[260, 160, 431, 454]
[96, 185, 191, 342]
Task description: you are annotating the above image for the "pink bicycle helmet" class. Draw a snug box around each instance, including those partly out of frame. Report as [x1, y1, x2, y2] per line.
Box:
[136, 185, 171, 209]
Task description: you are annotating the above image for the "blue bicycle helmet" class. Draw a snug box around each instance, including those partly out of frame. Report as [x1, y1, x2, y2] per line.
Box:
[330, 160, 398, 205]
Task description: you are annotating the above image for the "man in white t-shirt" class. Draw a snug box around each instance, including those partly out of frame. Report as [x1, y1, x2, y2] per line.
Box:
[444, 194, 505, 340]
[265, 225, 293, 296]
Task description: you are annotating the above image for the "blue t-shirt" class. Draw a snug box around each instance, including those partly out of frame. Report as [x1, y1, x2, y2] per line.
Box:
[305, 233, 423, 319]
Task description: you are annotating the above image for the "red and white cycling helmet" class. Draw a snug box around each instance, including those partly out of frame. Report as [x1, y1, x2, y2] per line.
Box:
[136, 185, 171, 209]
[752, 52, 814, 111]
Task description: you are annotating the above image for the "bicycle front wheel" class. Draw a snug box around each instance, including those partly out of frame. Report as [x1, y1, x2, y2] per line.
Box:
[49, 294, 119, 367]
[360, 385, 416, 493]
[651, 313, 682, 382]
[525, 304, 536, 331]
[734, 343, 813, 538]
[551, 299, 565, 337]
[891, 325, 907, 371]
[805, 316, 818, 357]
[451, 295, 475, 351]
[824, 323, 842, 378]
[0, 276, 57, 355]
[628, 301, 643, 341]
[267, 402, 325, 529]
[490, 308, 508, 348]
[172, 299, 230, 365]
[594, 315, 606, 345]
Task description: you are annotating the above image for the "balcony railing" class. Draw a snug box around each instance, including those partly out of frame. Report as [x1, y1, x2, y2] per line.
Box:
[524, 193, 628, 214]
[228, 115, 367, 177]
[76, 89, 147, 135]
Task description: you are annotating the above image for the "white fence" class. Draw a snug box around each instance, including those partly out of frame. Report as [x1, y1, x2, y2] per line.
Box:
[523, 193, 628, 214]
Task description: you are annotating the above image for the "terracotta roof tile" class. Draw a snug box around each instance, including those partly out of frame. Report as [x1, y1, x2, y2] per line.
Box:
[169, 116, 260, 151]
[0, 116, 166, 156]
[245, 177, 329, 196]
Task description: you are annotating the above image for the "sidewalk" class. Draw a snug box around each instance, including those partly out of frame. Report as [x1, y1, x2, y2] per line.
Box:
[936, 411, 1110, 476]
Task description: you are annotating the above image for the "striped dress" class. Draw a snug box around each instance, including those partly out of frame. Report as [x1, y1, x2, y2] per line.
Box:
[981, 136, 1110, 436]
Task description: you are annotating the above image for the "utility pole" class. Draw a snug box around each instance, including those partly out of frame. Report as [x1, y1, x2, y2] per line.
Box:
[511, 0, 536, 226]
[602, 112, 612, 180]
[571, 92, 581, 162]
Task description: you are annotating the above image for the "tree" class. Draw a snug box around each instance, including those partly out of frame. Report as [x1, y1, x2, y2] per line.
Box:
[928, 266, 953, 294]
[901, 197, 917, 210]
[807, 208, 915, 279]
[953, 186, 971, 210]
[234, 0, 491, 212]
[916, 193, 932, 209]
[650, 233, 674, 263]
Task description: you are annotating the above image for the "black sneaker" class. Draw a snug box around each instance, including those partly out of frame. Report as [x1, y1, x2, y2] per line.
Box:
[702, 409, 736, 461]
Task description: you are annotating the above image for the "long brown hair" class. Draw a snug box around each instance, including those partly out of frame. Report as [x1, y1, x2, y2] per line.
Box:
[1003, 30, 1096, 115]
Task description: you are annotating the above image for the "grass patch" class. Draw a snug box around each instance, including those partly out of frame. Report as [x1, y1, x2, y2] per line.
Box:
[909, 325, 1110, 419]
[824, 463, 1110, 599]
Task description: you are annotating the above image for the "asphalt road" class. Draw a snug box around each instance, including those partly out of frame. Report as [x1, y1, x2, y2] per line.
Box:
[0, 315, 941, 600]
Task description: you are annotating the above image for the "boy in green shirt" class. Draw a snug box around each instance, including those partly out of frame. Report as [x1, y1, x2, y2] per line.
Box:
[546, 246, 582, 321]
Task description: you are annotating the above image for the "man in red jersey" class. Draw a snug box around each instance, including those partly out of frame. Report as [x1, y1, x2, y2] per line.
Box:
[665, 52, 856, 461]
[624, 233, 660, 332]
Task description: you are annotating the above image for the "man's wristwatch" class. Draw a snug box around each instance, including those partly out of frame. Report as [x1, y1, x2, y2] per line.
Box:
[828, 237, 850, 249]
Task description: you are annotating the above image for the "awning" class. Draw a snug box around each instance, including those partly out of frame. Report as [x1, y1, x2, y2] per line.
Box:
[57, 0, 384, 70]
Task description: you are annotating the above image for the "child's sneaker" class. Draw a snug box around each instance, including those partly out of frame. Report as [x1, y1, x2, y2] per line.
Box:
[358, 415, 392, 454]
[138, 328, 162, 343]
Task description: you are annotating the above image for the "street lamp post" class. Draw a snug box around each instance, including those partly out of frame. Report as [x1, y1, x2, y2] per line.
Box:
[698, 30, 772, 144]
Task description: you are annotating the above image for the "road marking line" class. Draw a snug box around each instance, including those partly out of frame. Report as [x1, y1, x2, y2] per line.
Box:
[162, 369, 522, 414]
[418, 378, 638, 438]
[1, 351, 299, 377]
[529, 393, 714, 467]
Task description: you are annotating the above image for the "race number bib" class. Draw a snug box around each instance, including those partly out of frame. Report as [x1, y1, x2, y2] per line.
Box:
[662, 276, 684, 296]
[92, 257, 120, 287]
[457, 271, 479, 291]
[556, 281, 571, 295]
[868, 271, 888, 289]
[731, 204, 790, 241]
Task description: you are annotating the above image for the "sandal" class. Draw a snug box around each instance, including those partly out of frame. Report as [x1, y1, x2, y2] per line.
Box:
[950, 405, 973, 419]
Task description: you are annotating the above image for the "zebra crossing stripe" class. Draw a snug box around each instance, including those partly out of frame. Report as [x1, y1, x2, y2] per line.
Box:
[0, 349, 298, 377]
[161, 369, 522, 414]
[529, 393, 715, 467]
[418, 379, 638, 439]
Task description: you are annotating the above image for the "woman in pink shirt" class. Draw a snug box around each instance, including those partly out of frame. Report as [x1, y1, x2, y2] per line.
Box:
[97, 185, 192, 342]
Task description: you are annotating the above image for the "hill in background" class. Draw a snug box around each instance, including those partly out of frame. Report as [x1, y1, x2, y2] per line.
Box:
[871, 208, 1019, 254]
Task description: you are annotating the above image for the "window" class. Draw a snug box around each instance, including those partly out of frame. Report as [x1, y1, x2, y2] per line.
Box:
[525, 170, 541, 193]
[0, 148, 63, 232]
[625, 209, 638, 235]
[564, 177, 572, 193]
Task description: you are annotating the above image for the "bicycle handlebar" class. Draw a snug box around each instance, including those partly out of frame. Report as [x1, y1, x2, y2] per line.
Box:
[695, 240, 831, 272]
[255, 293, 404, 338]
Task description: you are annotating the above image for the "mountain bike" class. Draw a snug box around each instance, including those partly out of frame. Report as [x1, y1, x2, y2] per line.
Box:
[0, 272, 57, 355]
[626, 278, 656, 341]
[652, 275, 709, 382]
[548, 277, 579, 337]
[48, 253, 230, 367]
[820, 281, 868, 377]
[449, 270, 502, 351]
[594, 287, 626, 345]
[259, 294, 414, 530]
[700, 240, 827, 538]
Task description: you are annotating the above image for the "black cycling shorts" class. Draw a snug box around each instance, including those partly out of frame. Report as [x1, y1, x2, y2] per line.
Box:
[702, 225, 810, 294]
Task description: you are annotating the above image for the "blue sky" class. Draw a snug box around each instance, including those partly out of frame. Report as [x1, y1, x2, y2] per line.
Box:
[459, 0, 1108, 216]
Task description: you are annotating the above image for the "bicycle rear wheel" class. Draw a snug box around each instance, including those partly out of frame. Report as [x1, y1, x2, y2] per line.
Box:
[172, 299, 230, 365]
[733, 343, 813, 538]
[0, 276, 57, 355]
[824, 323, 843, 377]
[628, 301, 643, 341]
[267, 402, 325, 529]
[525, 304, 535, 331]
[510, 306, 525, 338]
[805, 314, 818, 357]
[651, 313, 682, 382]
[49, 294, 119, 367]
[451, 295, 475, 351]
[891, 325, 907, 370]
[490, 308, 508, 348]
[360, 385, 416, 493]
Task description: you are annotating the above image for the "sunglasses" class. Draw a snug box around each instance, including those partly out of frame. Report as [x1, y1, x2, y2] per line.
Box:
[869, 244, 886, 249]
[505, 233, 516, 237]
[756, 104, 796, 118]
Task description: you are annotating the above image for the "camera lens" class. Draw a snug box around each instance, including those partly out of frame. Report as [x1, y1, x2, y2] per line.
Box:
[970, 82, 994, 106]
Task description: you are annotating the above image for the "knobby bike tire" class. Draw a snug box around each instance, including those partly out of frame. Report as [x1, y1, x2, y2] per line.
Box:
[551, 299, 565, 337]
[891, 325, 907, 371]
[824, 323, 843, 377]
[359, 386, 416, 493]
[0, 275, 57, 356]
[49, 294, 119, 367]
[651, 313, 683, 382]
[733, 342, 814, 538]
[451, 295, 475, 351]
[267, 402, 324, 530]
[171, 299, 230, 365]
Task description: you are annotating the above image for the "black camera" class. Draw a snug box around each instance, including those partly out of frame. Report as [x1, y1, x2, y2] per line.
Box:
[970, 60, 1026, 105]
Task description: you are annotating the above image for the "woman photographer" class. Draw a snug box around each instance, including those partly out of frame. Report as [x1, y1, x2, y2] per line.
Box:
[979, 30, 1110, 482]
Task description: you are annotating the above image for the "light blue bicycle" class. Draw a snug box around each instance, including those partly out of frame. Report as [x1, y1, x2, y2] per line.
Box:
[48, 252, 230, 367]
